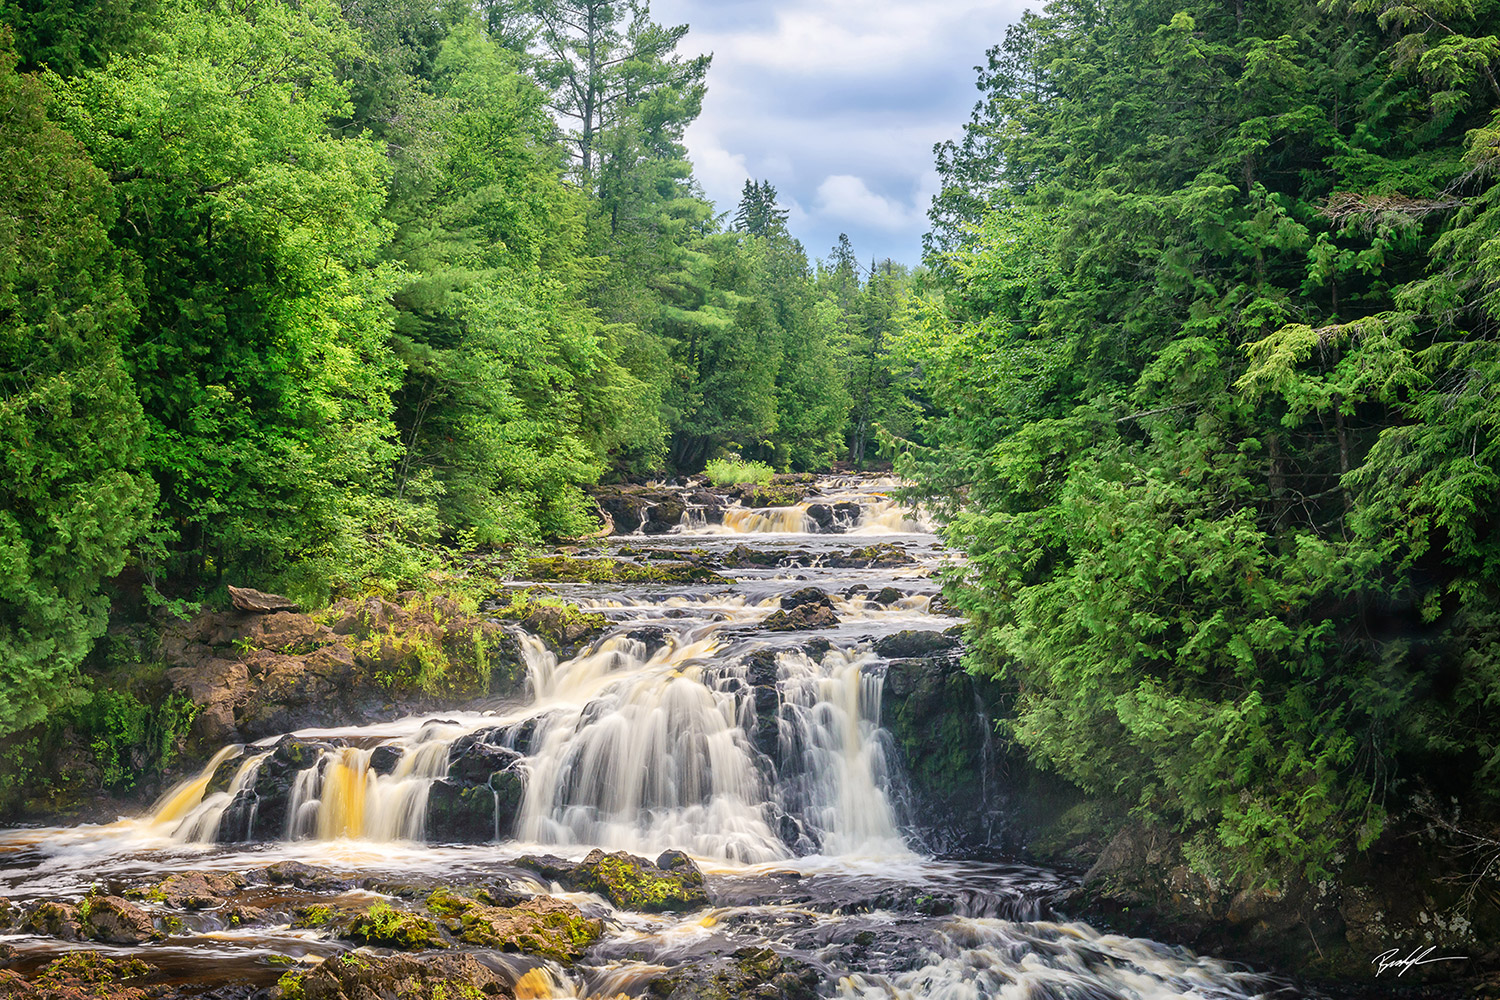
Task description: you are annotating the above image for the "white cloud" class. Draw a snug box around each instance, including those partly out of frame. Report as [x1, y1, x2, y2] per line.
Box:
[815, 175, 921, 231]
[650, 0, 1036, 261]
[686, 128, 752, 209]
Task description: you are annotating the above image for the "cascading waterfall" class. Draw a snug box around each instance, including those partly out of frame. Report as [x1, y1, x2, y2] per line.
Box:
[777, 648, 908, 857]
[515, 639, 785, 863]
[0, 473, 1283, 1000]
[719, 505, 814, 533]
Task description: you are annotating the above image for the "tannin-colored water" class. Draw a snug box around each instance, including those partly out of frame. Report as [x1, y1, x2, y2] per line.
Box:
[0, 476, 1285, 999]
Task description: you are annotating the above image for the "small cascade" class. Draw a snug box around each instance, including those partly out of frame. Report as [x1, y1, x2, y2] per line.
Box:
[146, 744, 243, 830]
[849, 497, 929, 534]
[283, 735, 455, 842]
[515, 635, 785, 863]
[777, 649, 908, 856]
[169, 751, 270, 843]
[719, 505, 813, 533]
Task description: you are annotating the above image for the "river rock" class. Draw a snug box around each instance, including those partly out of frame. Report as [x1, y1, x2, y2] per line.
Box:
[874, 630, 959, 660]
[445, 736, 522, 785]
[642, 497, 686, 534]
[779, 587, 833, 612]
[646, 946, 818, 1000]
[340, 905, 446, 950]
[82, 896, 156, 945]
[282, 953, 507, 1000]
[427, 889, 602, 962]
[21, 902, 81, 940]
[514, 849, 709, 913]
[251, 861, 351, 892]
[130, 871, 246, 909]
[369, 743, 403, 775]
[761, 604, 840, 631]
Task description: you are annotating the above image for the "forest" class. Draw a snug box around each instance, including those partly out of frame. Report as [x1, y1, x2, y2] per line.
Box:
[0, 0, 919, 742]
[2, 0, 1500, 939]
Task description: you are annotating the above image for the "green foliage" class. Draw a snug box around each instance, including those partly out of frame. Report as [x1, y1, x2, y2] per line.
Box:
[48, 0, 410, 601]
[905, 0, 1500, 882]
[0, 0, 156, 75]
[0, 35, 156, 738]
[703, 458, 774, 487]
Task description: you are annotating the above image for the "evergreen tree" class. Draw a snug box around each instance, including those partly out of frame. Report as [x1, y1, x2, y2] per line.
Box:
[733, 179, 790, 237]
[0, 36, 155, 736]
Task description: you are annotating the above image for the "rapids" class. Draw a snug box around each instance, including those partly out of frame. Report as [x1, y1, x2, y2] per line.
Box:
[0, 475, 1289, 998]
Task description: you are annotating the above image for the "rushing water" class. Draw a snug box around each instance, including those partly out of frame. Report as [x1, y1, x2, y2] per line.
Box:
[0, 476, 1286, 998]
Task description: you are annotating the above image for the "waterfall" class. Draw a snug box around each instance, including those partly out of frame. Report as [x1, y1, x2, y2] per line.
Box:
[719, 505, 814, 533]
[132, 478, 937, 860]
[776, 649, 908, 856]
[168, 751, 270, 843]
[515, 635, 785, 864]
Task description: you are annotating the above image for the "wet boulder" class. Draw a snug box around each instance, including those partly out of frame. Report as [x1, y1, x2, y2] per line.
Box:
[804, 504, 835, 532]
[369, 743, 403, 775]
[129, 871, 246, 909]
[278, 953, 508, 1000]
[250, 861, 352, 893]
[871, 586, 904, 606]
[761, 604, 840, 631]
[81, 896, 156, 945]
[645, 946, 818, 1000]
[21, 901, 82, 940]
[445, 736, 521, 785]
[426, 889, 601, 962]
[779, 587, 833, 612]
[425, 772, 522, 844]
[874, 630, 959, 660]
[626, 625, 672, 656]
[641, 497, 686, 534]
[340, 904, 446, 950]
[833, 501, 863, 527]
[826, 543, 912, 568]
[515, 849, 709, 913]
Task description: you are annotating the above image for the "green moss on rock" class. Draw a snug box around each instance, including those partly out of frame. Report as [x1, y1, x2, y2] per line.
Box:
[340, 903, 446, 950]
[573, 849, 709, 913]
[523, 557, 720, 585]
[425, 892, 601, 963]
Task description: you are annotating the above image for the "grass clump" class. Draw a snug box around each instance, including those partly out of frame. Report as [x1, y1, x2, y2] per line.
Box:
[703, 458, 774, 487]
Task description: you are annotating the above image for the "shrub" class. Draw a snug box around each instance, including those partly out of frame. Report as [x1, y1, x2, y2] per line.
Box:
[703, 458, 774, 487]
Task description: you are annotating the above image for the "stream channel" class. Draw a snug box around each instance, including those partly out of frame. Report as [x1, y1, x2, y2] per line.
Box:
[0, 476, 1294, 999]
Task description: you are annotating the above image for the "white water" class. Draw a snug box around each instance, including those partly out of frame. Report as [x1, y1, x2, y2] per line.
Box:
[0, 475, 1279, 1000]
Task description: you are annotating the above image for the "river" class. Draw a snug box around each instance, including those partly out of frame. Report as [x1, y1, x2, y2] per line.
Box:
[0, 475, 1287, 998]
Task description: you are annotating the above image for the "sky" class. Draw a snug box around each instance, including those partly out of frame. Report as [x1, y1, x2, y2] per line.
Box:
[649, 0, 1035, 269]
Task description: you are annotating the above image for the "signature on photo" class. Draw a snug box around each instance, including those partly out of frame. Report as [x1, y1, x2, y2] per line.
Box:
[1372, 946, 1468, 976]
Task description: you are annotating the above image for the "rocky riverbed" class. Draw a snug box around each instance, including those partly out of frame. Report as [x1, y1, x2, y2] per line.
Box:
[1, 475, 1488, 998]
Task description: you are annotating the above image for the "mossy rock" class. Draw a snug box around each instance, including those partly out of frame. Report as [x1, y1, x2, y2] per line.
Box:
[522, 557, 720, 585]
[425, 889, 601, 963]
[743, 485, 806, 507]
[572, 849, 709, 913]
[277, 953, 503, 1000]
[21, 901, 82, 940]
[290, 904, 346, 929]
[646, 946, 818, 1000]
[0, 952, 160, 1000]
[340, 903, 446, 950]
